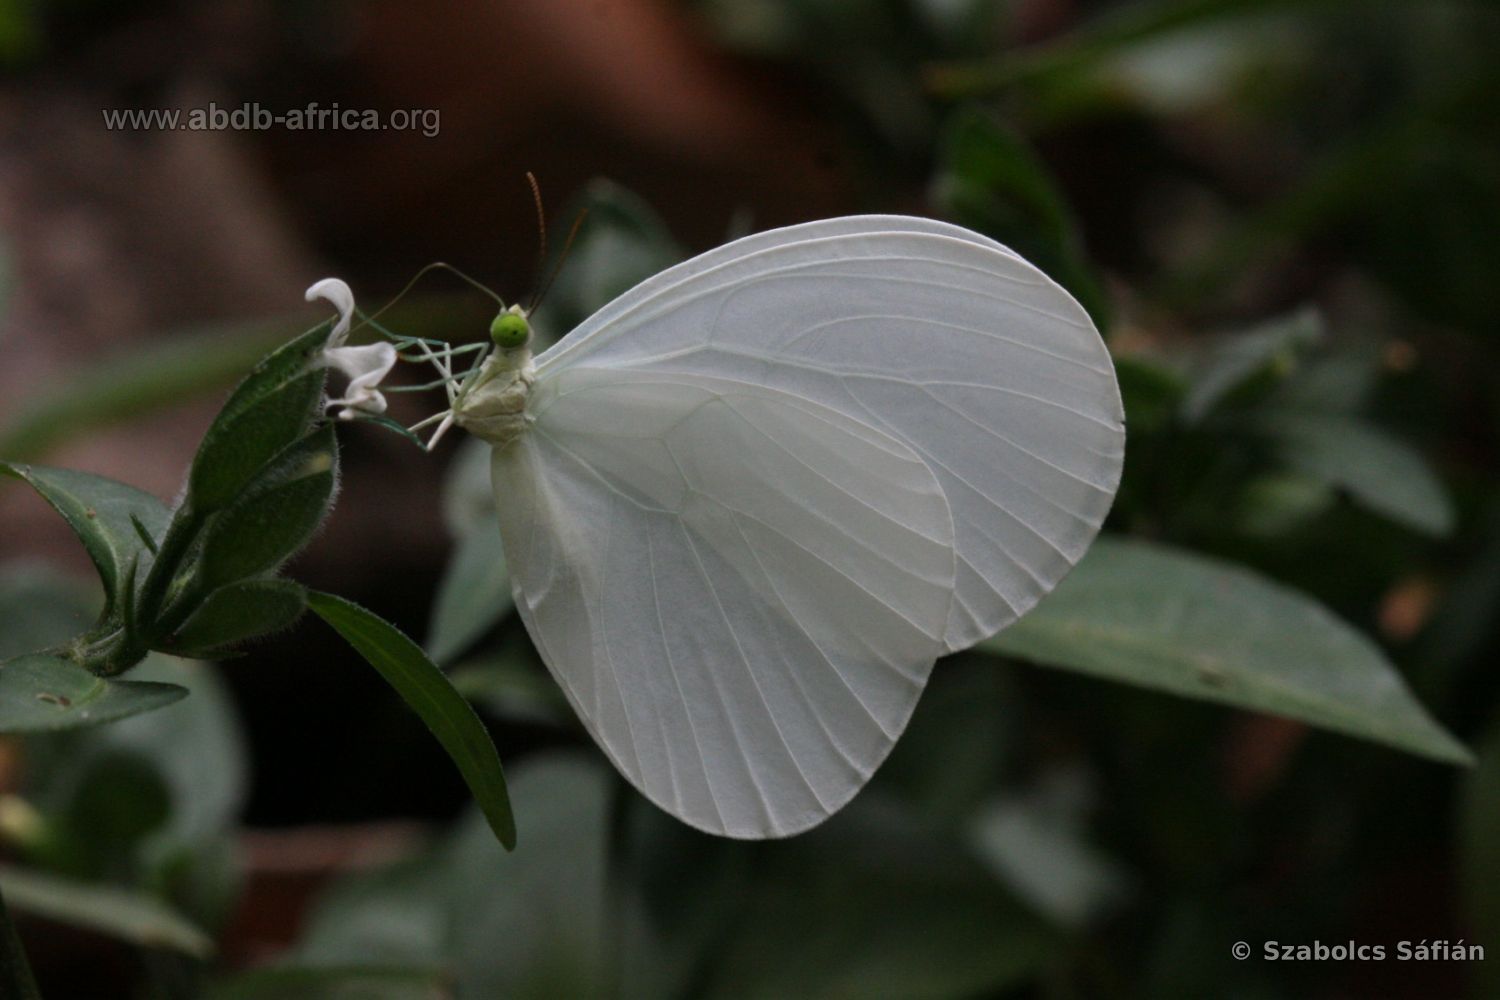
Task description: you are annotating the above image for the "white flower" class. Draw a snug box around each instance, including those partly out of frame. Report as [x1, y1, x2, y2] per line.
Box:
[324, 342, 398, 419]
[305, 277, 398, 420]
[305, 277, 355, 346]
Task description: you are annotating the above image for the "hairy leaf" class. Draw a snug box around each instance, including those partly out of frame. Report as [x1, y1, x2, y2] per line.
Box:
[307, 592, 515, 850]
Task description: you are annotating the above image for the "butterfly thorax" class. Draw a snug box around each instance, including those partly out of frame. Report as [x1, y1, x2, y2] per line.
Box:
[454, 346, 536, 449]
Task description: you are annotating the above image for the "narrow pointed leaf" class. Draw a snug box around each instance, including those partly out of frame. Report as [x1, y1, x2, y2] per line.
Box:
[172, 580, 307, 656]
[0, 463, 169, 617]
[307, 592, 515, 850]
[186, 325, 331, 511]
[200, 427, 338, 588]
[0, 654, 187, 732]
[190, 371, 325, 514]
[0, 864, 212, 958]
[355, 413, 426, 447]
[1255, 412, 1454, 535]
[1181, 309, 1323, 421]
[982, 537, 1472, 765]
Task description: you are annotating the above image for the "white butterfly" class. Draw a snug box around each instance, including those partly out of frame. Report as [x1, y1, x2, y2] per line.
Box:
[316, 215, 1124, 839]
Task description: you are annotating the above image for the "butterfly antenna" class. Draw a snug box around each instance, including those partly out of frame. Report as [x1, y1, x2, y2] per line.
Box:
[528, 206, 590, 314]
[525, 171, 548, 311]
[359, 262, 506, 337]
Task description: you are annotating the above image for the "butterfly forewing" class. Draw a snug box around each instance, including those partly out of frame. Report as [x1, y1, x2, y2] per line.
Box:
[536, 219, 1124, 650]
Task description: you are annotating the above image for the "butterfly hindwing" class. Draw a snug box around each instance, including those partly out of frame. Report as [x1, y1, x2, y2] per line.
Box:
[493, 367, 955, 837]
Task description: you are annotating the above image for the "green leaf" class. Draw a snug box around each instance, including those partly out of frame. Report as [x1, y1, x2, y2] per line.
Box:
[0, 567, 98, 660]
[440, 439, 498, 540]
[0, 654, 187, 733]
[0, 863, 213, 957]
[172, 580, 307, 656]
[981, 537, 1472, 765]
[0, 885, 42, 1000]
[428, 526, 511, 665]
[968, 768, 1132, 929]
[1230, 472, 1334, 538]
[702, 802, 1057, 999]
[134, 327, 332, 627]
[206, 966, 450, 1000]
[354, 413, 426, 447]
[449, 650, 571, 728]
[1267, 350, 1379, 415]
[298, 756, 606, 996]
[927, 0, 1318, 97]
[65, 751, 172, 852]
[186, 325, 331, 510]
[0, 463, 169, 619]
[1181, 308, 1323, 421]
[95, 656, 249, 846]
[307, 592, 515, 850]
[441, 757, 608, 997]
[199, 426, 338, 589]
[189, 371, 325, 514]
[1254, 412, 1454, 536]
[293, 858, 448, 968]
[1, 567, 249, 847]
[933, 107, 1108, 326]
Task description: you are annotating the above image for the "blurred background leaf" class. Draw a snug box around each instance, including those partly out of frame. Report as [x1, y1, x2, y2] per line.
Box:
[0, 864, 212, 958]
[984, 537, 1471, 764]
[1252, 412, 1454, 536]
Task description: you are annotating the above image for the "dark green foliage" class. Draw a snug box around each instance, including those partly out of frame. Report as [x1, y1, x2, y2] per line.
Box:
[307, 592, 516, 852]
[0, 463, 169, 621]
[189, 371, 325, 515]
[170, 580, 308, 658]
[0, 326, 336, 716]
[198, 426, 338, 590]
[185, 326, 331, 508]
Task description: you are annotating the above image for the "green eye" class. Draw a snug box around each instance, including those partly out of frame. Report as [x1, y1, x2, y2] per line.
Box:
[490, 310, 531, 349]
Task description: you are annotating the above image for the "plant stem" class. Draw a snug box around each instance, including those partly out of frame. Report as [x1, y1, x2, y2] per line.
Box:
[135, 504, 205, 628]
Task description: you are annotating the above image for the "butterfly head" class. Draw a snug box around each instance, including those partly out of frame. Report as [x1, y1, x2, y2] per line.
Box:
[490, 305, 532, 350]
